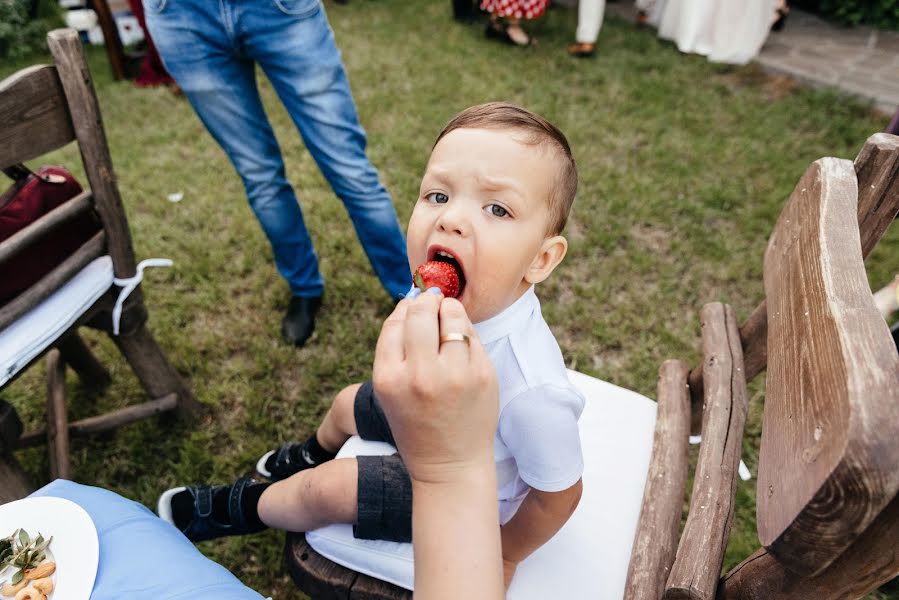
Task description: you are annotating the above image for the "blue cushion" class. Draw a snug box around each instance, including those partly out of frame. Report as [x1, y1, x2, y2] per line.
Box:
[30, 480, 265, 600]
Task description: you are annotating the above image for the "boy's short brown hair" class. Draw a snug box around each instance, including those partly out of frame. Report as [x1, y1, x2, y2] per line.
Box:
[434, 102, 578, 235]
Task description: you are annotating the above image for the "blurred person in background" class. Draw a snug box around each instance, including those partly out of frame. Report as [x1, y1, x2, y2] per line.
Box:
[143, 0, 411, 347]
[483, 0, 544, 46]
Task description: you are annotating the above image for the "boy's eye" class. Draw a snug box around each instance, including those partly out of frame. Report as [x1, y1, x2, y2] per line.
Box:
[485, 204, 509, 218]
[426, 192, 449, 204]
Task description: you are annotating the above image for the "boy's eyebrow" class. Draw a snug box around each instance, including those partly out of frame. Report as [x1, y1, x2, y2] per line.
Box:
[424, 166, 526, 198]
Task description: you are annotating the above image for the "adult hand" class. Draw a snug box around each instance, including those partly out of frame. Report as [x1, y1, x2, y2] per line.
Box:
[372, 290, 499, 483]
[372, 290, 503, 600]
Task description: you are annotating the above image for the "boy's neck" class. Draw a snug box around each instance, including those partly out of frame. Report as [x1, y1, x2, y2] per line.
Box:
[473, 284, 536, 327]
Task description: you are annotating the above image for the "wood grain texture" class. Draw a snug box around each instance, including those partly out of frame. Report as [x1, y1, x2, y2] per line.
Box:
[47, 28, 137, 278]
[0, 190, 93, 266]
[45, 349, 71, 480]
[687, 134, 899, 434]
[625, 359, 691, 600]
[758, 157, 899, 575]
[18, 393, 178, 448]
[719, 493, 899, 600]
[57, 332, 111, 389]
[285, 533, 412, 600]
[0, 230, 105, 332]
[90, 0, 126, 80]
[854, 133, 899, 258]
[112, 322, 201, 418]
[0, 64, 75, 169]
[665, 303, 748, 600]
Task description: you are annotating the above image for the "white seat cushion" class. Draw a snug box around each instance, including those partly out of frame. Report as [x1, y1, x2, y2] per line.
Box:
[0, 256, 114, 387]
[306, 369, 657, 598]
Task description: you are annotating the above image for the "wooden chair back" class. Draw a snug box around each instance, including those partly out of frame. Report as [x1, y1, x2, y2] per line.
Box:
[625, 134, 899, 600]
[0, 29, 138, 299]
[758, 157, 899, 575]
[0, 29, 198, 499]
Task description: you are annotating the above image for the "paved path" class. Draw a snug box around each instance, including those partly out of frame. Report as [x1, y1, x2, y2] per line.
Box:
[604, 2, 899, 114]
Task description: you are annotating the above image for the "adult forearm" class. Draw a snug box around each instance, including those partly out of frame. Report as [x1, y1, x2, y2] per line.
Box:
[411, 463, 503, 600]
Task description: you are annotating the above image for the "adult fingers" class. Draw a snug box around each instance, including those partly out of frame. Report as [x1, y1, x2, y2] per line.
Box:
[403, 289, 442, 364]
[375, 298, 410, 369]
[438, 298, 475, 364]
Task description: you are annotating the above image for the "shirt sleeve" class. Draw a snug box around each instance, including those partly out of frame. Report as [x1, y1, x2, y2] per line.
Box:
[498, 384, 585, 492]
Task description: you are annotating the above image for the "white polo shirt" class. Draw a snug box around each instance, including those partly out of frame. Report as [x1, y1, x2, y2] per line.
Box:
[474, 286, 586, 524]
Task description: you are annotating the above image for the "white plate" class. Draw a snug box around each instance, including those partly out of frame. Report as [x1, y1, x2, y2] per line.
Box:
[0, 497, 98, 600]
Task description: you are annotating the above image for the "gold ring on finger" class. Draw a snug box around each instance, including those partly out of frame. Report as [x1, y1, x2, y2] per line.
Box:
[439, 332, 470, 346]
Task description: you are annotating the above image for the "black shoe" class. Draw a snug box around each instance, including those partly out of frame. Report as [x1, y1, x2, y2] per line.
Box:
[452, 0, 480, 22]
[281, 295, 322, 346]
[256, 442, 315, 481]
[771, 7, 788, 31]
[157, 477, 267, 542]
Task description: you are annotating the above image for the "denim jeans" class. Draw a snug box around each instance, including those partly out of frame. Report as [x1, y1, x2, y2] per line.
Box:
[144, 0, 410, 299]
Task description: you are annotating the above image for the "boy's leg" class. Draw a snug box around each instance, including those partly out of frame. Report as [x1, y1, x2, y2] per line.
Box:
[316, 383, 363, 452]
[258, 458, 359, 532]
[259, 454, 412, 542]
[257, 383, 361, 480]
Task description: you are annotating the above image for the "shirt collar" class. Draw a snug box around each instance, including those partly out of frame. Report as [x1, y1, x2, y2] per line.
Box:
[474, 286, 538, 345]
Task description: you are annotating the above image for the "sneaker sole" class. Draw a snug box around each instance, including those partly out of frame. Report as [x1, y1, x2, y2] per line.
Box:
[157, 486, 188, 526]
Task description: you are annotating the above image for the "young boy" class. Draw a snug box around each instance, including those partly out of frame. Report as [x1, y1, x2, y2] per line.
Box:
[158, 102, 585, 589]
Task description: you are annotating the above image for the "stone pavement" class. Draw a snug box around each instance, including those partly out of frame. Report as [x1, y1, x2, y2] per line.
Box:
[603, 1, 899, 114]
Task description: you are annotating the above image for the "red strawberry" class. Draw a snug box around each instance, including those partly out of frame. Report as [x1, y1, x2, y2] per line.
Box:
[413, 261, 461, 298]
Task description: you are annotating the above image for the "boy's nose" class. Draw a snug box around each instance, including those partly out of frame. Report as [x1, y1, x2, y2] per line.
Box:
[436, 206, 469, 236]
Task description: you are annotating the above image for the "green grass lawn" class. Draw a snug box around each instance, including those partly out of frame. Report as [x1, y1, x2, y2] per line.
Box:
[2, 1, 897, 598]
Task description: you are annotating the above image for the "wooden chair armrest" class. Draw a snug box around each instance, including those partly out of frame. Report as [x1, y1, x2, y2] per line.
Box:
[684, 133, 899, 434]
[624, 359, 691, 600]
[665, 303, 749, 600]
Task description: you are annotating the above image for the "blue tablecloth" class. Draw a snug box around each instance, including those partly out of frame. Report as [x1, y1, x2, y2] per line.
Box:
[30, 480, 265, 600]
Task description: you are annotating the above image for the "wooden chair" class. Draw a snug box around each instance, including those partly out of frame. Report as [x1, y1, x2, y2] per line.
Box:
[284, 134, 899, 599]
[0, 28, 199, 504]
[625, 133, 899, 600]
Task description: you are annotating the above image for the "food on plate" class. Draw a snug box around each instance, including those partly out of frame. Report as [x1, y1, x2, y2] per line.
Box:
[20, 564, 52, 583]
[0, 580, 26, 597]
[0, 530, 54, 599]
[413, 260, 462, 298]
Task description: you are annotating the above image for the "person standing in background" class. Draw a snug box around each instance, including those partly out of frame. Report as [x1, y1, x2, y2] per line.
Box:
[143, 0, 411, 347]
[567, 0, 605, 57]
[482, 0, 544, 46]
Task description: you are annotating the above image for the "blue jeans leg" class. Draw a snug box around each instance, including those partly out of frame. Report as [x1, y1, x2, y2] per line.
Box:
[241, 2, 411, 300]
[144, 0, 324, 297]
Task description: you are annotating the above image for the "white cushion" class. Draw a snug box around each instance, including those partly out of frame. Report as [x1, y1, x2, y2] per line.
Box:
[306, 369, 657, 598]
[0, 256, 114, 387]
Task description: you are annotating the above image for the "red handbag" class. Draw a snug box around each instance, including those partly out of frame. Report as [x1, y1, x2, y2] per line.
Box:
[0, 165, 101, 305]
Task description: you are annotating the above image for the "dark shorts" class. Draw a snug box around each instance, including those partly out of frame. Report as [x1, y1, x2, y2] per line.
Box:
[353, 381, 412, 543]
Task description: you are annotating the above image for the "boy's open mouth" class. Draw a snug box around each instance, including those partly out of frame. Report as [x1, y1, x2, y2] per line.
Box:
[428, 247, 467, 296]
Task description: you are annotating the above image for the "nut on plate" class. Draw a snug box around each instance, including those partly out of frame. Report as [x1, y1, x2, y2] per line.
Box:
[14, 586, 45, 600]
[22, 562, 54, 581]
[28, 579, 51, 596]
[1, 579, 27, 597]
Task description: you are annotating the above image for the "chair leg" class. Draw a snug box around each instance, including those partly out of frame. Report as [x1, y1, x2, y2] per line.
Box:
[0, 455, 32, 503]
[46, 349, 71, 480]
[57, 332, 111, 390]
[112, 321, 200, 418]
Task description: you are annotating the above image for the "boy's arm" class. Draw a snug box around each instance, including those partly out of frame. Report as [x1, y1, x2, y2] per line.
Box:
[500, 479, 583, 588]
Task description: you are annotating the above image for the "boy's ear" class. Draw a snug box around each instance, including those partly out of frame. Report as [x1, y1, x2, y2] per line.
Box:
[525, 235, 568, 285]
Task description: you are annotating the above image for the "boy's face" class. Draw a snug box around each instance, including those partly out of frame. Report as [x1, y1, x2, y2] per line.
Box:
[407, 127, 559, 324]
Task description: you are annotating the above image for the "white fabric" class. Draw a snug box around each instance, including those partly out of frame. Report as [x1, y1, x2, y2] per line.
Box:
[575, 0, 607, 44]
[656, 0, 776, 65]
[0, 256, 113, 386]
[111, 258, 172, 335]
[474, 287, 585, 523]
[306, 370, 657, 597]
